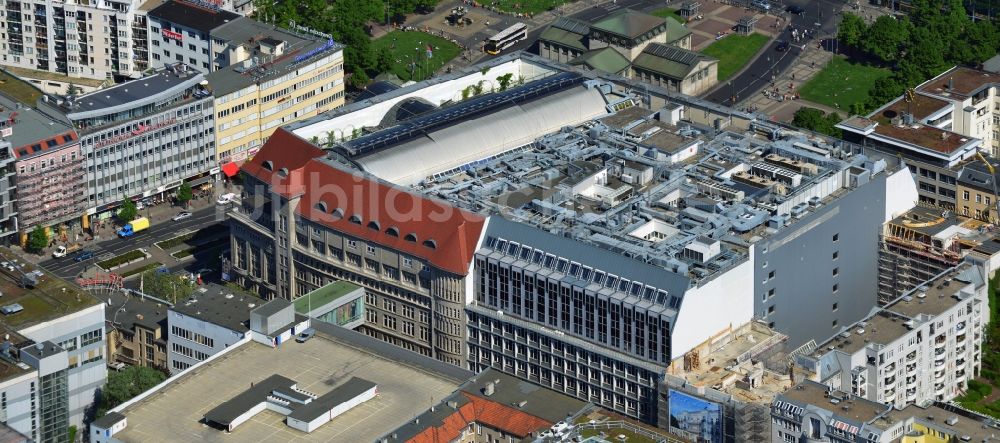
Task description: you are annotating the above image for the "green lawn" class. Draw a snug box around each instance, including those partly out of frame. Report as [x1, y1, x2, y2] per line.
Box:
[650, 7, 685, 23]
[371, 31, 461, 82]
[799, 57, 892, 111]
[0, 69, 42, 105]
[700, 33, 770, 82]
[579, 428, 657, 443]
[490, 0, 570, 15]
[98, 249, 147, 270]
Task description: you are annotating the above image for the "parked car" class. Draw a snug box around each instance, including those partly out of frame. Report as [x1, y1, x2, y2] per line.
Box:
[74, 251, 95, 262]
[296, 328, 316, 343]
[172, 211, 192, 221]
[776, 40, 790, 51]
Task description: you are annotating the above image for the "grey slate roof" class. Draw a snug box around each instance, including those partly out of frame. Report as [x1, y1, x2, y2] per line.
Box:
[482, 216, 691, 299]
[251, 298, 290, 318]
[171, 283, 264, 332]
[148, 0, 239, 33]
[92, 411, 127, 429]
[203, 374, 298, 426]
[287, 377, 376, 422]
[205, 18, 343, 97]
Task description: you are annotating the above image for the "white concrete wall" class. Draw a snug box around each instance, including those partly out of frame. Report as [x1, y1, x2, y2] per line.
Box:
[0, 372, 40, 440]
[167, 310, 248, 374]
[291, 59, 557, 142]
[884, 167, 920, 222]
[670, 250, 755, 360]
[19, 303, 106, 429]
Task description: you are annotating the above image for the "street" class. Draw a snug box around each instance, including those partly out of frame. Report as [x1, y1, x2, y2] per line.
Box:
[703, 0, 844, 105]
[39, 204, 230, 281]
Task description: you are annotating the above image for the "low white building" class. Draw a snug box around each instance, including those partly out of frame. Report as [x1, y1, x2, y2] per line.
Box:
[167, 285, 261, 374]
[799, 262, 988, 408]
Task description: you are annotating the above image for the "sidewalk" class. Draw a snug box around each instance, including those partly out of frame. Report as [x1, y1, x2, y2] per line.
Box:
[736, 43, 837, 122]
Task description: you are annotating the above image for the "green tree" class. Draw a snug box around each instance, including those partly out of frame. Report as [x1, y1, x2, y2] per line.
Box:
[906, 27, 948, 79]
[861, 16, 908, 63]
[375, 46, 393, 74]
[27, 225, 48, 253]
[866, 76, 904, 110]
[97, 366, 167, 417]
[837, 13, 867, 48]
[351, 70, 371, 89]
[792, 107, 826, 131]
[118, 198, 137, 223]
[139, 269, 195, 304]
[792, 108, 842, 138]
[175, 182, 193, 208]
[496, 73, 514, 92]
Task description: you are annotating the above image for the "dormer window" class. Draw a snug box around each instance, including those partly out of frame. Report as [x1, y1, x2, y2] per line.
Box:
[404, 233, 417, 242]
[331, 208, 344, 220]
[277, 167, 289, 177]
[349, 215, 362, 224]
[386, 227, 399, 237]
[314, 201, 328, 213]
[262, 160, 274, 171]
[422, 239, 437, 249]
[367, 221, 380, 231]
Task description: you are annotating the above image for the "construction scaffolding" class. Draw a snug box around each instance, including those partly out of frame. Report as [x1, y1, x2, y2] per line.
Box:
[877, 211, 962, 305]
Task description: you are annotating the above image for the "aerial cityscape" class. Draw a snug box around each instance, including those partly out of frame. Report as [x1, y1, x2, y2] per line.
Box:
[2, 0, 1000, 442]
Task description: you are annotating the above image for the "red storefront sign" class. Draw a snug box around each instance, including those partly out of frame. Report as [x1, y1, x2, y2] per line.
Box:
[163, 29, 183, 41]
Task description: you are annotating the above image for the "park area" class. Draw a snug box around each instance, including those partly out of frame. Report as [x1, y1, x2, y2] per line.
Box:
[798, 56, 892, 111]
[489, 0, 567, 15]
[371, 31, 461, 82]
[700, 33, 769, 82]
[650, 7, 685, 23]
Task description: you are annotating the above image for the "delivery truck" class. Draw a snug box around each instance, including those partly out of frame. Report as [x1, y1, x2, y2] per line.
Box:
[117, 217, 150, 237]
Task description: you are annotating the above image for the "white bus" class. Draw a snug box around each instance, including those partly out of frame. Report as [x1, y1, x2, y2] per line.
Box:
[485, 23, 528, 55]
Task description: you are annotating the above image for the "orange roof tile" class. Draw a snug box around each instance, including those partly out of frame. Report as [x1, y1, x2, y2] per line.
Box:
[405, 393, 554, 443]
[242, 128, 486, 276]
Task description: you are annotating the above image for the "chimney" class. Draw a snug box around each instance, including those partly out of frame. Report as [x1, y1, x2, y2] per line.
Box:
[948, 76, 954, 90]
[484, 382, 495, 396]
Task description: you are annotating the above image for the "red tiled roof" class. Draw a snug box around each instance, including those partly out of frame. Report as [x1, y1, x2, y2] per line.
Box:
[242, 128, 486, 276]
[406, 393, 554, 443]
[12, 130, 79, 159]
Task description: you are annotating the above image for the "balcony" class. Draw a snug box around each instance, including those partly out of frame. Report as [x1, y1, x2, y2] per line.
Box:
[956, 359, 967, 370]
[956, 369, 966, 378]
[956, 322, 967, 333]
[906, 388, 917, 401]
[884, 387, 896, 397]
[934, 383, 946, 396]
[885, 362, 896, 372]
[906, 351, 917, 362]
[906, 376, 917, 386]
[956, 333, 967, 344]
[885, 375, 896, 385]
[935, 368, 946, 379]
[906, 363, 917, 373]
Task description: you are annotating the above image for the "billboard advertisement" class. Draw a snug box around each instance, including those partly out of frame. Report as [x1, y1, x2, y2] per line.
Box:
[669, 390, 723, 443]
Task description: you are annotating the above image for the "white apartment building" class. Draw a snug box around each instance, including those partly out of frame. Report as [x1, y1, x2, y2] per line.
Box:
[0, 0, 149, 81]
[799, 262, 988, 409]
[912, 67, 1000, 157]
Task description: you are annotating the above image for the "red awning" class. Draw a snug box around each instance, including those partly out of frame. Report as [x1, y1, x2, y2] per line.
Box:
[222, 162, 240, 177]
